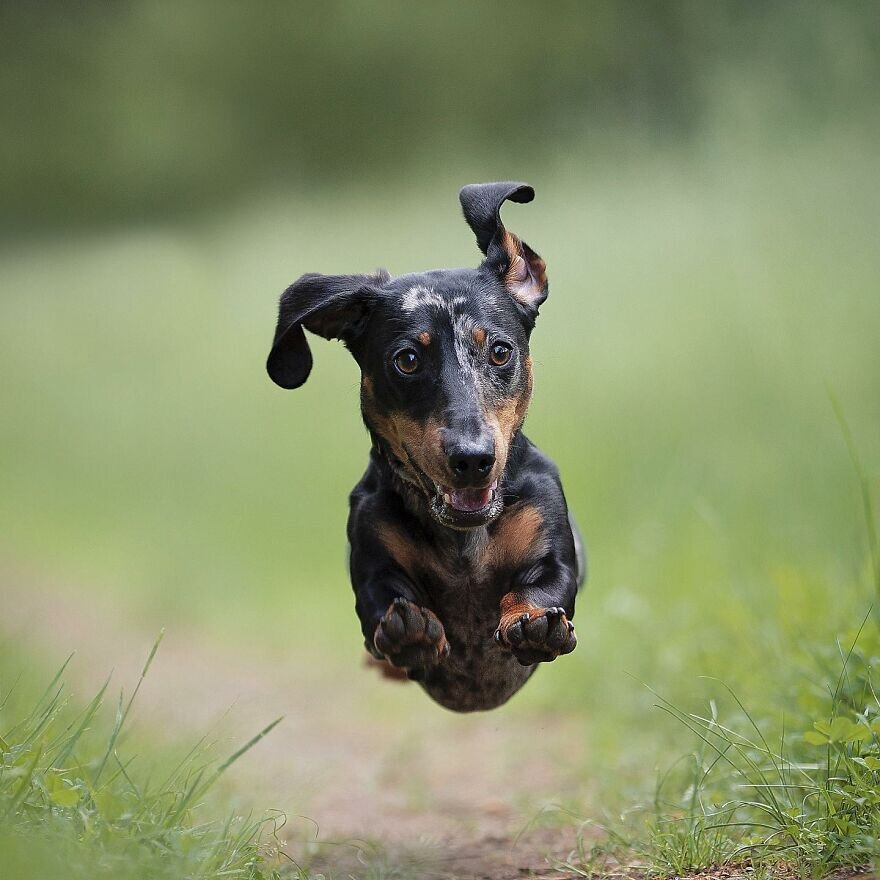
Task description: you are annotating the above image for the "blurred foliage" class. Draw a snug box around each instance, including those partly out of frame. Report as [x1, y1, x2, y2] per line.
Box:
[2, 0, 879, 230]
[1, 132, 878, 709]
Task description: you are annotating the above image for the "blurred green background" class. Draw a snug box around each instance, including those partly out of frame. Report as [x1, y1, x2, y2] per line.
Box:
[1, 0, 879, 817]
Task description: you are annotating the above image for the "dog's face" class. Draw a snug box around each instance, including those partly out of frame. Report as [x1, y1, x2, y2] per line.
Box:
[354, 266, 536, 528]
[267, 182, 548, 529]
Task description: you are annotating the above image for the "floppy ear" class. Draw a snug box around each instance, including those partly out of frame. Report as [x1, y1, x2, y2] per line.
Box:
[459, 181, 548, 320]
[267, 271, 386, 389]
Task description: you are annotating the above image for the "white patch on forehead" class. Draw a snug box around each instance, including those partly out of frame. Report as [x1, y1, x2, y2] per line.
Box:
[400, 285, 488, 388]
[452, 310, 479, 382]
[401, 285, 448, 313]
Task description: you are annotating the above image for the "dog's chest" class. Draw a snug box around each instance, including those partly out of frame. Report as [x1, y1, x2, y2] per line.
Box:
[421, 529, 500, 626]
[417, 531, 536, 711]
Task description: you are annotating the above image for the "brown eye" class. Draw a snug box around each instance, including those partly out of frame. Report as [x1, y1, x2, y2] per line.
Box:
[394, 348, 420, 375]
[489, 342, 512, 367]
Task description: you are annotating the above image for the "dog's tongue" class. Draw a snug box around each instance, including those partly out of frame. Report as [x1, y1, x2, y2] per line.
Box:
[446, 485, 493, 513]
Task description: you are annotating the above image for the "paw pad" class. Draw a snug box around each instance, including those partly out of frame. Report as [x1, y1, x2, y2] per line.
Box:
[495, 605, 576, 666]
[373, 598, 449, 670]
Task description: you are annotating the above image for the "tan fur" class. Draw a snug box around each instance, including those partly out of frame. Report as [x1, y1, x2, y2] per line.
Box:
[499, 591, 542, 621]
[471, 327, 487, 346]
[490, 399, 518, 472]
[378, 502, 545, 590]
[480, 357, 532, 481]
[483, 503, 547, 572]
[514, 355, 533, 427]
[397, 415, 446, 481]
[376, 522, 422, 580]
[362, 406, 448, 487]
[418, 331, 432, 347]
[497, 587, 571, 639]
[497, 590, 546, 638]
[363, 653, 410, 681]
[501, 229, 547, 306]
[363, 331, 533, 517]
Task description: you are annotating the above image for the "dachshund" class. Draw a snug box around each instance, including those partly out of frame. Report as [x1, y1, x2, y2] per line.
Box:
[267, 182, 585, 711]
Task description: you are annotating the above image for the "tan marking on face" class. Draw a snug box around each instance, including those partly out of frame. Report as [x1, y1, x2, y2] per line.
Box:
[361, 404, 448, 485]
[361, 374, 373, 396]
[394, 415, 446, 481]
[482, 503, 547, 573]
[472, 327, 487, 346]
[481, 357, 532, 482]
[418, 331, 432, 347]
[515, 355, 533, 426]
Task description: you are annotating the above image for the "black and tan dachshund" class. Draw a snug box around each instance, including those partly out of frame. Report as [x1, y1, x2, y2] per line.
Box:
[267, 182, 585, 711]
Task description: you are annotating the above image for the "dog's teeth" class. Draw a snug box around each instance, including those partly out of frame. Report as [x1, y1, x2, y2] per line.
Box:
[443, 493, 451, 504]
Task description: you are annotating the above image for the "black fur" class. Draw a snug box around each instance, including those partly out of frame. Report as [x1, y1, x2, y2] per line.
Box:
[267, 182, 585, 712]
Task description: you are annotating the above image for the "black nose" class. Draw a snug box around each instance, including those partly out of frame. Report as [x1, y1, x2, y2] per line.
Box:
[446, 441, 495, 484]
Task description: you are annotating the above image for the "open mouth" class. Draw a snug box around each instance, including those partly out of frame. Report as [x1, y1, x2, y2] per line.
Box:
[401, 444, 504, 529]
[441, 482, 497, 513]
[430, 479, 503, 528]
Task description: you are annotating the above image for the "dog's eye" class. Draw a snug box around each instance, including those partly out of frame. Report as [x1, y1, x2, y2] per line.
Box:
[393, 348, 420, 375]
[489, 342, 512, 367]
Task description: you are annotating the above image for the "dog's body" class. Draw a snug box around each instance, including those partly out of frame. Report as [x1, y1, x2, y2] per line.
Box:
[268, 182, 585, 712]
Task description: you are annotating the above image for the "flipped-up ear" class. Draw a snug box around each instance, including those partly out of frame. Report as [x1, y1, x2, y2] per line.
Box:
[459, 181, 548, 320]
[267, 271, 387, 389]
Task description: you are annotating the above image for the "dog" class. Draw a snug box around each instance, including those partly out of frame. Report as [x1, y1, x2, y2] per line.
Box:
[267, 182, 585, 711]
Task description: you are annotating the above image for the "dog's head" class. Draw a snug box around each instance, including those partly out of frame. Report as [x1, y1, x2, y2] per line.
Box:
[267, 182, 547, 529]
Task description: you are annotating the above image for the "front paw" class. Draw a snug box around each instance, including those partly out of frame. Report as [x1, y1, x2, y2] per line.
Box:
[373, 598, 450, 671]
[494, 605, 576, 666]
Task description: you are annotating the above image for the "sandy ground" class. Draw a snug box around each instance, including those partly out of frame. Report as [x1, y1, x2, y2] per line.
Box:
[2, 572, 597, 879]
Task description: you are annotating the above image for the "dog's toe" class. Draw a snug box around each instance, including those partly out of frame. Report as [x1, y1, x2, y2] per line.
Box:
[373, 598, 449, 671]
[495, 605, 576, 665]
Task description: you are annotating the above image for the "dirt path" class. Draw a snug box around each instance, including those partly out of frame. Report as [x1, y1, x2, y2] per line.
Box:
[3, 572, 596, 879]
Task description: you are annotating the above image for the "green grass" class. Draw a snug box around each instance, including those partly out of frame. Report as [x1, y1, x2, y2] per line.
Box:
[564, 428, 880, 877]
[0, 637, 286, 880]
[578, 615, 880, 879]
[1, 127, 878, 876]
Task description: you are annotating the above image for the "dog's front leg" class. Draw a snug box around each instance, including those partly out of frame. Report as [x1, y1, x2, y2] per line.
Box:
[350, 541, 449, 677]
[494, 558, 579, 666]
